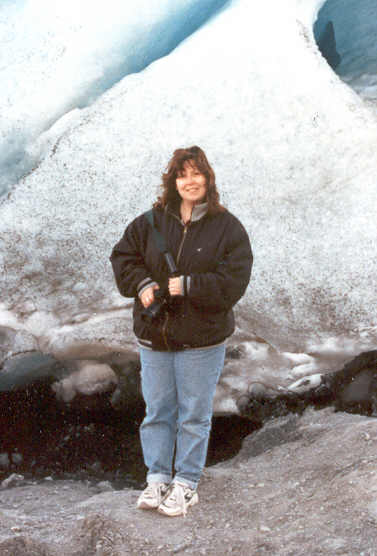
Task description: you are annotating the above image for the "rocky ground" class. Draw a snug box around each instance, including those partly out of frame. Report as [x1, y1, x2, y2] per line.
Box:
[0, 407, 376, 555]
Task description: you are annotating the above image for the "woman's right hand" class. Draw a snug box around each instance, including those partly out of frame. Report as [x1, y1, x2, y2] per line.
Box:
[140, 285, 159, 308]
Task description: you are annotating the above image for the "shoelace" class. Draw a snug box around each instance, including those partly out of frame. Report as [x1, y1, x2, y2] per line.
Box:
[163, 482, 189, 516]
[144, 483, 163, 501]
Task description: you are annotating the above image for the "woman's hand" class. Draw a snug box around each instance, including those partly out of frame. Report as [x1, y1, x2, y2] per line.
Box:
[168, 277, 183, 296]
[140, 285, 159, 308]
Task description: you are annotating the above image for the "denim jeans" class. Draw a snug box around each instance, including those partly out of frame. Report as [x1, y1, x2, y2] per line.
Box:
[139, 343, 226, 490]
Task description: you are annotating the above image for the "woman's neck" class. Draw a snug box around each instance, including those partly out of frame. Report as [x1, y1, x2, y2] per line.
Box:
[180, 200, 194, 224]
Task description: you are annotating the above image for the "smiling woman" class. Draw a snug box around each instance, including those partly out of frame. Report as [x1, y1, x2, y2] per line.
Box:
[110, 145, 253, 516]
[176, 161, 207, 212]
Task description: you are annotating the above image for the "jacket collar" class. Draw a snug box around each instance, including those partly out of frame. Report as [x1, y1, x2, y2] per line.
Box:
[190, 202, 208, 222]
[166, 201, 208, 223]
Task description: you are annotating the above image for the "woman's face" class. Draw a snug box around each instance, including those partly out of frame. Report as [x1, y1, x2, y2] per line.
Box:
[176, 160, 207, 205]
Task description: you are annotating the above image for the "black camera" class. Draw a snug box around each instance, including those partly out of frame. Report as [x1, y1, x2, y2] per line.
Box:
[141, 252, 179, 324]
[141, 288, 169, 323]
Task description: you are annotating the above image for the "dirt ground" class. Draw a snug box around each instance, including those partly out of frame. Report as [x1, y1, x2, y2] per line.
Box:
[0, 407, 376, 555]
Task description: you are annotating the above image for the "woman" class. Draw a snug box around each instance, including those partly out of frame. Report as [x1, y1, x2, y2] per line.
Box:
[110, 146, 252, 517]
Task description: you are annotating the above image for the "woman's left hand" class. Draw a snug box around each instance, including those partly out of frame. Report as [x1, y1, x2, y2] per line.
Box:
[168, 277, 183, 296]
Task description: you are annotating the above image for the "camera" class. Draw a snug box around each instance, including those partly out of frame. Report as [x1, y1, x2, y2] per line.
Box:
[141, 252, 179, 324]
[141, 288, 169, 323]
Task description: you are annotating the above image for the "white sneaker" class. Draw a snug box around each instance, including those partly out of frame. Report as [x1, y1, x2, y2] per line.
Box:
[137, 482, 169, 510]
[157, 481, 198, 517]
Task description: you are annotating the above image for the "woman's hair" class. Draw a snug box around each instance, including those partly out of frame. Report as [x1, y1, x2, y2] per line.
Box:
[154, 146, 225, 215]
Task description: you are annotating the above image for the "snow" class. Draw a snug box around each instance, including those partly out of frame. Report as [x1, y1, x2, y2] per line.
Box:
[0, 0, 377, 410]
[0, 0, 229, 195]
[1, 0, 376, 196]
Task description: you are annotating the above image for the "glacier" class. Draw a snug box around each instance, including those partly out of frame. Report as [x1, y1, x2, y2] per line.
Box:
[0, 0, 229, 196]
[314, 0, 377, 100]
[0, 0, 377, 414]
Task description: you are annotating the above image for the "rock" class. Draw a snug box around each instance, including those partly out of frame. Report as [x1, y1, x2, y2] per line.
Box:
[286, 350, 377, 415]
[51, 360, 118, 403]
[1, 473, 24, 489]
[0, 454, 10, 469]
[106, 353, 143, 412]
[329, 350, 377, 414]
[0, 536, 52, 556]
[96, 481, 114, 493]
[0, 352, 64, 392]
[0, 325, 39, 368]
[11, 453, 23, 465]
[0, 409, 376, 555]
[239, 350, 377, 422]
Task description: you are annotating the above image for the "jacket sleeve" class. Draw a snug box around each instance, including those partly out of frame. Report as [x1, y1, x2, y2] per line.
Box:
[110, 215, 155, 298]
[185, 217, 253, 312]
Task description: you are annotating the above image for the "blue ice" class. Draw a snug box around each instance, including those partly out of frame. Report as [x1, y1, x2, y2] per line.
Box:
[0, 0, 230, 197]
[314, 0, 377, 82]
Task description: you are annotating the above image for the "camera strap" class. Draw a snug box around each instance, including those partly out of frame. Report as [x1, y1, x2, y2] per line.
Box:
[144, 209, 179, 276]
[144, 209, 167, 253]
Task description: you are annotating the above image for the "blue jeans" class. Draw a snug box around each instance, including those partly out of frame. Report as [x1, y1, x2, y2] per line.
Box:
[139, 343, 226, 490]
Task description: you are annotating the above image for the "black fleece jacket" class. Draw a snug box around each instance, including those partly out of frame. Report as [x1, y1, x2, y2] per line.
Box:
[110, 204, 253, 351]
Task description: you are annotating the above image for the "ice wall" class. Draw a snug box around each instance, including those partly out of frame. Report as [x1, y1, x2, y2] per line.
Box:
[0, 0, 229, 196]
[1, 0, 376, 413]
[314, 0, 377, 99]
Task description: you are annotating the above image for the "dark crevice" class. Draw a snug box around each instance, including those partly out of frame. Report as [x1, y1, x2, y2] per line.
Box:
[0, 382, 257, 489]
[315, 20, 341, 70]
[1, 349, 375, 489]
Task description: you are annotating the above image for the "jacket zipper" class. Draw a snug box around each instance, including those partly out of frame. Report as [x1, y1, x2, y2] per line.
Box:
[162, 221, 190, 349]
[162, 312, 170, 350]
[176, 222, 189, 265]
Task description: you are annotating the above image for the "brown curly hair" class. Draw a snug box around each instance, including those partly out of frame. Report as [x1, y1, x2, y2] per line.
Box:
[154, 146, 225, 216]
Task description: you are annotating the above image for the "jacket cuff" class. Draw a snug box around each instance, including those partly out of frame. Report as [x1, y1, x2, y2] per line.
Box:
[137, 278, 158, 298]
[183, 275, 191, 296]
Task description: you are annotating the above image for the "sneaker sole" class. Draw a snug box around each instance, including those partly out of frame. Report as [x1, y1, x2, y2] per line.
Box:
[137, 501, 159, 510]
